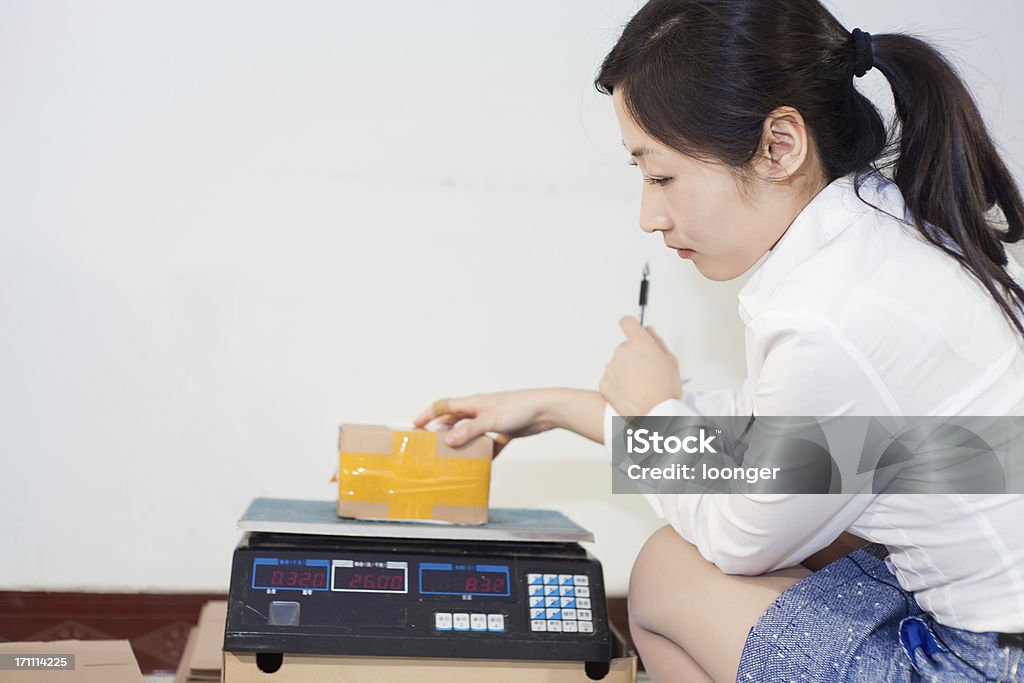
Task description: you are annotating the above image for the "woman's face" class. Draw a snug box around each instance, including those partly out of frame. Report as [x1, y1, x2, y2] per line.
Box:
[612, 89, 806, 281]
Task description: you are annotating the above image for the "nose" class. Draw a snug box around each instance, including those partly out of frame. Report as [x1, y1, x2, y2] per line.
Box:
[638, 187, 673, 234]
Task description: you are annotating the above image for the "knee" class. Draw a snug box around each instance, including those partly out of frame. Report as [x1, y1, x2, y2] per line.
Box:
[628, 524, 704, 633]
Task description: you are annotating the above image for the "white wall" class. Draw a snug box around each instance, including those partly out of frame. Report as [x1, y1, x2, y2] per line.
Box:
[1, 0, 1022, 594]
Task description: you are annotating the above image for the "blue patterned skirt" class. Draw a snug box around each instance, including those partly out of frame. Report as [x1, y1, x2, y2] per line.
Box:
[737, 544, 1023, 682]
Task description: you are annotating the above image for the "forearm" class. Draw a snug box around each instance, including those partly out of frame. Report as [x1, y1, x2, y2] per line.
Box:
[538, 388, 606, 444]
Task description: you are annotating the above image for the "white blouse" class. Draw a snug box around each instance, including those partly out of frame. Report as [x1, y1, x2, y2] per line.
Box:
[604, 171, 1024, 632]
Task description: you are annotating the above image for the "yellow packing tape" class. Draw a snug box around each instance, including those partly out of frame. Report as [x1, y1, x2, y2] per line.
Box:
[339, 430, 490, 520]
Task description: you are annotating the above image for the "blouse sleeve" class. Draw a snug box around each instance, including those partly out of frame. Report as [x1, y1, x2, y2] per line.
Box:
[609, 313, 897, 574]
[601, 382, 753, 465]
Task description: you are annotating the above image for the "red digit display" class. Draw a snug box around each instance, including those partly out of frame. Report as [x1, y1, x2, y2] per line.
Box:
[333, 567, 406, 593]
[421, 568, 511, 596]
[253, 563, 329, 591]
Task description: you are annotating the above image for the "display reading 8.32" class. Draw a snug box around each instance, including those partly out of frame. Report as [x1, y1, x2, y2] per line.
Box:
[419, 563, 511, 596]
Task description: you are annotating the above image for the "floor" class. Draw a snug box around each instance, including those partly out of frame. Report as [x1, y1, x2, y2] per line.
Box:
[145, 671, 655, 682]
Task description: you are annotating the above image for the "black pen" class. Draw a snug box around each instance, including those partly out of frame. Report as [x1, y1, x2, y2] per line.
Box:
[638, 261, 650, 325]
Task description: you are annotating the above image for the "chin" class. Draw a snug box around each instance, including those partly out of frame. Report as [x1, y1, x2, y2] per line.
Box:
[692, 254, 761, 282]
[693, 262, 743, 282]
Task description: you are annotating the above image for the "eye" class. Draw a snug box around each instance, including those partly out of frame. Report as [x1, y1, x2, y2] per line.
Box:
[627, 160, 670, 186]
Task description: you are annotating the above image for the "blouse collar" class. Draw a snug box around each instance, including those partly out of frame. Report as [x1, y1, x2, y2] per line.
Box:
[736, 171, 904, 322]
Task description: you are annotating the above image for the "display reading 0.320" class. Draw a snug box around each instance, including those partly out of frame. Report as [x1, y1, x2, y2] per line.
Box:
[252, 564, 328, 590]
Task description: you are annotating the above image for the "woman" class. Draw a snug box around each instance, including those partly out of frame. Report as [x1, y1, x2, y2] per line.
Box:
[416, 1, 1024, 680]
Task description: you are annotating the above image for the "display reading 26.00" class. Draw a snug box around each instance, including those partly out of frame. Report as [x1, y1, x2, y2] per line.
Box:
[332, 566, 407, 593]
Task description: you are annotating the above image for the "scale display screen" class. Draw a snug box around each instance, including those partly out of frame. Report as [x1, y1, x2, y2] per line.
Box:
[332, 564, 407, 593]
[251, 558, 329, 591]
[419, 562, 511, 596]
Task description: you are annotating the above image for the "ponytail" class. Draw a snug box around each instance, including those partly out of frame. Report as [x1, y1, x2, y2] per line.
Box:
[870, 34, 1024, 337]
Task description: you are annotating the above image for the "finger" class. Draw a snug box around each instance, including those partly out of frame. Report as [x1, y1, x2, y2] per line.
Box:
[415, 397, 478, 429]
[619, 315, 643, 339]
[438, 413, 462, 427]
[413, 398, 449, 428]
[431, 398, 450, 417]
[445, 418, 486, 447]
[447, 397, 475, 416]
[491, 433, 511, 459]
[413, 406, 435, 428]
[647, 325, 670, 353]
[436, 410, 477, 428]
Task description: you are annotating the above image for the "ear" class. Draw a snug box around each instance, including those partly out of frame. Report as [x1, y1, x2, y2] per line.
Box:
[753, 106, 811, 181]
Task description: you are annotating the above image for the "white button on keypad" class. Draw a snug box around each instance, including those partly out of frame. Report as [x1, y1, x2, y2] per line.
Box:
[453, 613, 470, 631]
[435, 612, 452, 630]
[487, 613, 505, 632]
[525, 569, 597, 636]
[470, 613, 487, 631]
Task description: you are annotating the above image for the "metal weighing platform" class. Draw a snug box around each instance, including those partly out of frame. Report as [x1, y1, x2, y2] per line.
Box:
[224, 498, 634, 681]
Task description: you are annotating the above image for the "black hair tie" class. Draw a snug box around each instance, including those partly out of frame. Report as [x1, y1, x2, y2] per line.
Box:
[851, 28, 874, 78]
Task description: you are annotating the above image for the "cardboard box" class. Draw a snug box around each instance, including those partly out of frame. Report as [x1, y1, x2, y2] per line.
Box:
[0, 639, 143, 682]
[337, 424, 493, 525]
[176, 600, 227, 683]
[222, 627, 637, 683]
[223, 653, 637, 682]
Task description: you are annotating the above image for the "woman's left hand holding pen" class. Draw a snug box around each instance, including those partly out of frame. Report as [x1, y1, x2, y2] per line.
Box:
[600, 316, 683, 416]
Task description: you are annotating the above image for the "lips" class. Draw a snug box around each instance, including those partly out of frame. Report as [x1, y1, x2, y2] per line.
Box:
[665, 241, 695, 257]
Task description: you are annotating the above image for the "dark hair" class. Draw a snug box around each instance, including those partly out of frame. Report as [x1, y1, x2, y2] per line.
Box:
[595, 0, 1024, 339]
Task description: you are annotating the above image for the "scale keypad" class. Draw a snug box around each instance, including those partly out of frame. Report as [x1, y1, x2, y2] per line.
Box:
[526, 573, 594, 634]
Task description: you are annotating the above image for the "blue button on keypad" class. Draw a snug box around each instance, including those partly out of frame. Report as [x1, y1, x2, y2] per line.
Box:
[525, 571, 594, 636]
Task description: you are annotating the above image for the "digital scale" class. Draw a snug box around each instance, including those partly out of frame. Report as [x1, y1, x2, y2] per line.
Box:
[224, 498, 620, 678]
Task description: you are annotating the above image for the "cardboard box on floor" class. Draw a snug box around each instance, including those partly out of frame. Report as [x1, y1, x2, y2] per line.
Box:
[222, 626, 637, 683]
[0, 639, 143, 682]
[175, 601, 227, 683]
[337, 424, 494, 525]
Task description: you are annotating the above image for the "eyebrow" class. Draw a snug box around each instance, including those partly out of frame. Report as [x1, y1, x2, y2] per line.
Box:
[621, 140, 656, 158]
